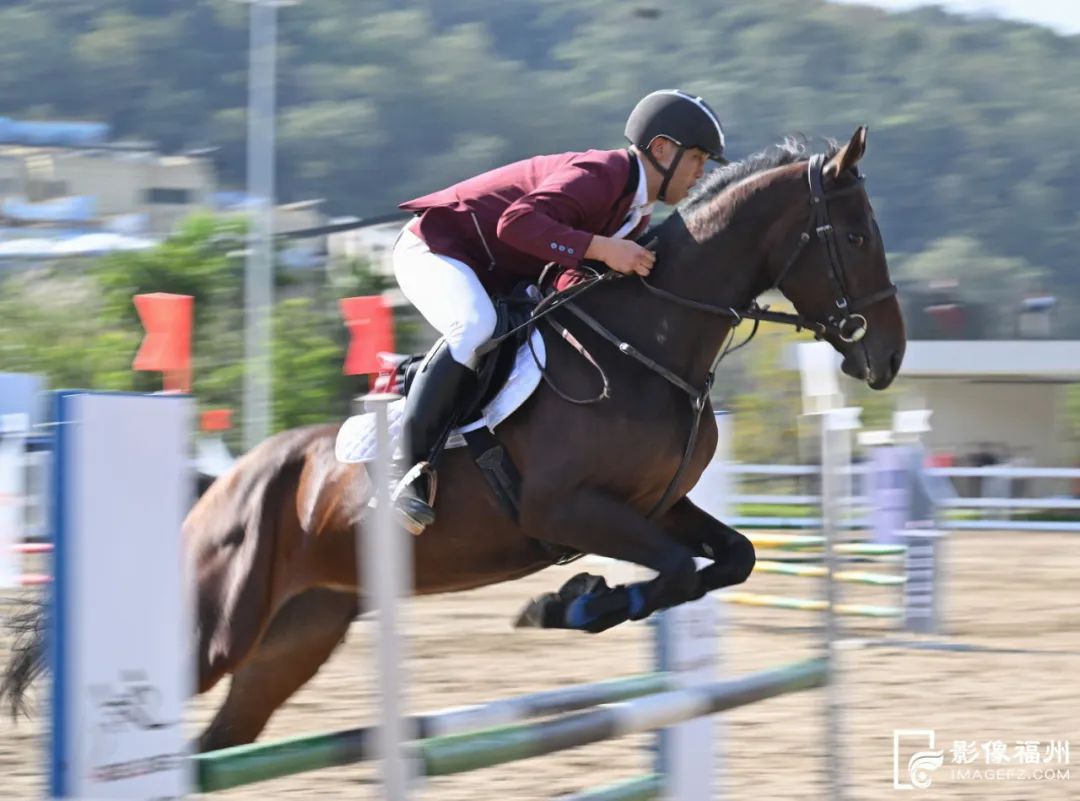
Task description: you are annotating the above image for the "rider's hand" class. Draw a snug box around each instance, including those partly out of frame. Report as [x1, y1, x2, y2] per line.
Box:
[587, 236, 655, 277]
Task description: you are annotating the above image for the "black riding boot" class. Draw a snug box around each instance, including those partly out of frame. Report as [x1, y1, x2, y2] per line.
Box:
[392, 342, 475, 533]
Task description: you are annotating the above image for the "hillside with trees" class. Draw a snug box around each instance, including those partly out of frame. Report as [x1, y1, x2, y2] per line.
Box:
[0, 0, 1076, 328]
[1, 0, 1077, 447]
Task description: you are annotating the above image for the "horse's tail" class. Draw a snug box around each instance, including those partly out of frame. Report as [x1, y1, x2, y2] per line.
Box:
[0, 471, 219, 720]
[1, 595, 48, 719]
[0, 452, 234, 720]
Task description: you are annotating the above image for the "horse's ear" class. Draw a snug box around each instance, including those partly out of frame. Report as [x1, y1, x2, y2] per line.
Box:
[824, 126, 868, 180]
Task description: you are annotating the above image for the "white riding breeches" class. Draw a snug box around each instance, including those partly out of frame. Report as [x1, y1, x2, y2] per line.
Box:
[393, 227, 497, 369]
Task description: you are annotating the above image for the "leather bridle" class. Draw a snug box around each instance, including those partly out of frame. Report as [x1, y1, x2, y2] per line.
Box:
[766, 153, 898, 344]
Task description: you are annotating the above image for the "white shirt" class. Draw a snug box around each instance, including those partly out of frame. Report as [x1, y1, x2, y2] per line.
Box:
[611, 152, 653, 240]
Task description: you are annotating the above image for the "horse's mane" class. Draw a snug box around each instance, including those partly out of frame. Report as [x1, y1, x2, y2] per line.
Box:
[680, 135, 842, 217]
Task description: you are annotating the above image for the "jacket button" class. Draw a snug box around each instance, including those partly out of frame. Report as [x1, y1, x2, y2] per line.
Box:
[550, 242, 557, 249]
[558, 245, 566, 252]
[568, 248, 575, 255]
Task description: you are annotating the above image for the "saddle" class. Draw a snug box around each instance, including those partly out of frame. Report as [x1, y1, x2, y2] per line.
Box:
[375, 287, 547, 531]
[382, 288, 538, 427]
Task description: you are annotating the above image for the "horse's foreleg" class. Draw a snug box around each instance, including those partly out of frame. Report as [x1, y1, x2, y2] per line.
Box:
[658, 496, 756, 597]
[517, 487, 699, 632]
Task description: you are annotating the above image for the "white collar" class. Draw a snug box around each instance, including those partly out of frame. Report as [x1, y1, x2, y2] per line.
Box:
[630, 151, 653, 213]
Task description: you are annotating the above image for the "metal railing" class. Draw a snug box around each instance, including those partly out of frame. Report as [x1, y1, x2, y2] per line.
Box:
[726, 463, 1080, 532]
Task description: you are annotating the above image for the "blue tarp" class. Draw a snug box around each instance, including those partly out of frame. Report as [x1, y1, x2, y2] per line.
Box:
[2, 195, 97, 223]
[0, 232, 157, 259]
[0, 118, 109, 147]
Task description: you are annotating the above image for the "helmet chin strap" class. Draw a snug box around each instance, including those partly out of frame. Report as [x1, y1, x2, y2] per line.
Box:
[639, 143, 686, 203]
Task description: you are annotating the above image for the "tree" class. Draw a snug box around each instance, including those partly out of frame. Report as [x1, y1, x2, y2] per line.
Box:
[0, 266, 139, 391]
[272, 297, 352, 430]
[721, 316, 804, 464]
[0, 212, 400, 450]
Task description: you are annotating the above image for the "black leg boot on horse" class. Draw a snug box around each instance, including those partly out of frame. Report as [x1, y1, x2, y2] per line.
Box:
[390, 341, 477, 534]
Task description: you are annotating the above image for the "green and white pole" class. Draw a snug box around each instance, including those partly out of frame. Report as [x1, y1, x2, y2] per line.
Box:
[797, 340, 854, 801]
[820, 404, 860, 801]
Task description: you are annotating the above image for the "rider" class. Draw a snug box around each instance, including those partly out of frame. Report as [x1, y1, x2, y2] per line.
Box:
[390, 89, 728, 532]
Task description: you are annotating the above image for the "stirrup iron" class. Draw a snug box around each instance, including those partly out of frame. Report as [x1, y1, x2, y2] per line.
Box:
[390, 461, 438, 535]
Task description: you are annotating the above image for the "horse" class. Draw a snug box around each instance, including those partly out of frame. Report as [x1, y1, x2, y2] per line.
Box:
[3, 127, 905, 751]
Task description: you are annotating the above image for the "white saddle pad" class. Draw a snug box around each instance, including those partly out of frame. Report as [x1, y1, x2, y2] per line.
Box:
[335, 329, 546, 464]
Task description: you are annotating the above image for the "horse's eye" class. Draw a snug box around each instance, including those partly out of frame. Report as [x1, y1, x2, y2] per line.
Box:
[847, 233, 866, 247]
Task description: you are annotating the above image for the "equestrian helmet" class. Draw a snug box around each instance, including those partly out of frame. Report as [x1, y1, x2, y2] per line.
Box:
[625, 89, 727, 163]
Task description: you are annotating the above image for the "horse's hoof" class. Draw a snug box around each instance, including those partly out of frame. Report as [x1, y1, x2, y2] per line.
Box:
[556, 572, 611, 601]
[514, 573, 633, 632]
[513, 592, 566, 629]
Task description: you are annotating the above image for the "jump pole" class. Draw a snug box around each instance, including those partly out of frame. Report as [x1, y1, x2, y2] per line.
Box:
[732, 344, 943, 635]
[796, 340, 852, 801]
[818, 403, 860, 801]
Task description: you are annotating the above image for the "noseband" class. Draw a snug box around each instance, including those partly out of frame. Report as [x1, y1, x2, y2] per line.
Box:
[769, 153, 898, 343]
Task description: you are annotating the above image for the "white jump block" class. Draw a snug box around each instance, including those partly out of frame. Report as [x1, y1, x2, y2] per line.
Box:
[50, 391, 193, 799]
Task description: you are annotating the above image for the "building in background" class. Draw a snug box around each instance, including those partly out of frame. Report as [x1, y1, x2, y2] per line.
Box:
[899, 279, 1060, 340]
[327, 219, 402, 278]
[0, 117, 329, 267]
[893, 341, 1080, 469]
[0, 119, 215, 239]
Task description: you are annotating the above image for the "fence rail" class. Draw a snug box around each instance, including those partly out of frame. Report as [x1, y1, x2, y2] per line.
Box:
[725, 463, 1080, 532]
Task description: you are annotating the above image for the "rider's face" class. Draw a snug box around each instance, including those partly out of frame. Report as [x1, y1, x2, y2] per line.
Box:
[669, 148, 709, 203]
[652, 141, 709, 204]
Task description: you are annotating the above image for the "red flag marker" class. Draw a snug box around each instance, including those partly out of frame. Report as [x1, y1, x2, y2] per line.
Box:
[133, 293, 193, 392]
[200, 408, 232, 432]
[340, 295, 395, 376]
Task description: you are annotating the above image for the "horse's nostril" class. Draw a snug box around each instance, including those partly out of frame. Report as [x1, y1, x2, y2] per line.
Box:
[890, 350, 902, 376]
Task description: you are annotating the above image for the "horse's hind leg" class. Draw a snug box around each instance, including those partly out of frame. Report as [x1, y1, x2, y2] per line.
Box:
[197, 588, 358, 751]
[191, 459, 308, 693]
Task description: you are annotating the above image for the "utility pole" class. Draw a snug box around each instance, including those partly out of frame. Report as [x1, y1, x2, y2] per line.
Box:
[240, 0, 293, 451]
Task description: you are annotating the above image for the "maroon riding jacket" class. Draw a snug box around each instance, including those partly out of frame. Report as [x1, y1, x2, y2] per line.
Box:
[400, 148, 650, 294]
